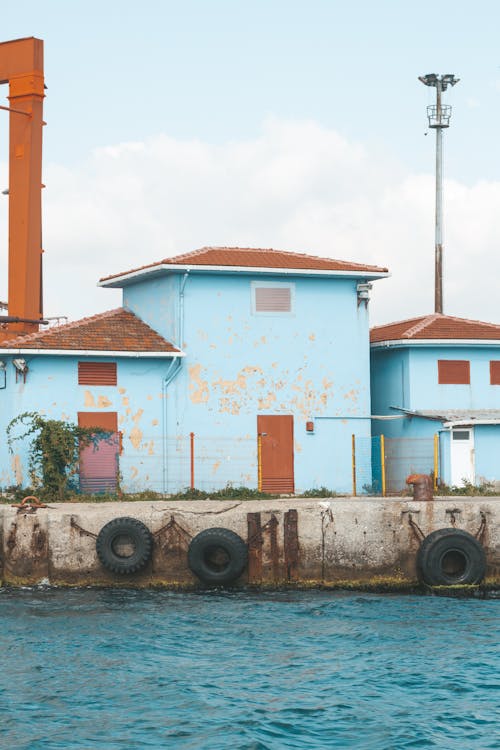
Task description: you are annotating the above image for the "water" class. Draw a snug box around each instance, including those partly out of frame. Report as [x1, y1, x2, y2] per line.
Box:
[1, 589, 499, 749]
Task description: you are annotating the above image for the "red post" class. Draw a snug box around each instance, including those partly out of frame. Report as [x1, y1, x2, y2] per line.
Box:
[190, 432, 195, 489]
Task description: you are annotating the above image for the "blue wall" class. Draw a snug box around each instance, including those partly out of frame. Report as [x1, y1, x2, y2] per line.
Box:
[370, 343, 500, 487]
[142, 272, 374, 493]
[474, 425, 500, 486]
[0, 354, 175, 492]
[1, 271, 377, 494]
[409, 347, 500, 411]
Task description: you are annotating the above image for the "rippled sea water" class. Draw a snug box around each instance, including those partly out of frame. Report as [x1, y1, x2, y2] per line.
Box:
[1, 589, 499, 749]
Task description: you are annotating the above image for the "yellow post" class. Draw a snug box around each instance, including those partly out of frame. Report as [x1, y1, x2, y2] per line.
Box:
[380, 434, 386, 497]
[433, 433, 439, 491]
[351, 434, 357, 496]
[257, 433, 262, 491]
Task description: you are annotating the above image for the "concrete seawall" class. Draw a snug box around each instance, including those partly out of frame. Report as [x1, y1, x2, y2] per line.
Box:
[1, 497, 499, 588]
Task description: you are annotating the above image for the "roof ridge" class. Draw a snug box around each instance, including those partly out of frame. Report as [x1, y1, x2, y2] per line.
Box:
[371, 315, 429, 333]
[167, 245, 381, 268]
[403, 313, 442, 338]
[2, 307, 128, 346]
[0, 307, 180, 353]
[442, 313, 500, 330]
[100, 246, 389, 283]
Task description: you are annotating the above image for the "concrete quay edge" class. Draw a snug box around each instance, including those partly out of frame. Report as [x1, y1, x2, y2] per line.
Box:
[1, 496, 499, 589]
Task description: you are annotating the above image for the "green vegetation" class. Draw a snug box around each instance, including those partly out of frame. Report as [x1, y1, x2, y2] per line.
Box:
[300, 486, 338, 498]
[6, 412, 110, 501]
[0, 481, 343, 504]
[437, 480, 499, 496]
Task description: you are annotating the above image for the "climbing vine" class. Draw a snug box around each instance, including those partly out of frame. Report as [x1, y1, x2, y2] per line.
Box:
[7, 412, 109, 500]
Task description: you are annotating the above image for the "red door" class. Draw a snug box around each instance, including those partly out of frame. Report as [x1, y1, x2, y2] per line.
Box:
[258, 415, 294, 493]
[78, 412, 119, 494]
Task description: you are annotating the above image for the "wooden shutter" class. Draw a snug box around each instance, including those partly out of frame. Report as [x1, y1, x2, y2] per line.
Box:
[490, 361, 500, 385]
[78, 361, 117, 385]
[255, 286, 291, 312]
[438, 360, 470, 385]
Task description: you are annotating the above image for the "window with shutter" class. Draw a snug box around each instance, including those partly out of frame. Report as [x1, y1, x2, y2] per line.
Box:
[78, 361, 117, 385]
[438, 360, 470, 385]
[251, 282, 294, 314]
[490, 361, 500, 385]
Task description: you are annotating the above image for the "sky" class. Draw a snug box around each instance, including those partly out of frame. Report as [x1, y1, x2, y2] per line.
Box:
[1, 0, 499, 326]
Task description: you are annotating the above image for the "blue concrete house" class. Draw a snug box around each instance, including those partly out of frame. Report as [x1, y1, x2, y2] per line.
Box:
[370, 314, 500, 489]
[0, 246, 388, 494]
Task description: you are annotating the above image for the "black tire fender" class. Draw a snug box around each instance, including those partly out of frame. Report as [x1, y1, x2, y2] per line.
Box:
[96, 517, 153, 575]
[417, 527, 486, 586]
[188, 527, 248, 585]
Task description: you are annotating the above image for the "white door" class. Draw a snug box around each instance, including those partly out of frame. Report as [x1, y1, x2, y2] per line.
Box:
[450, 428, 475, 486]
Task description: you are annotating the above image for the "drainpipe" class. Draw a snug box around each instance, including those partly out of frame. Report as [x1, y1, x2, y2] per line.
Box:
[161, 272, 190, 494]
[179, 271, 189, 349]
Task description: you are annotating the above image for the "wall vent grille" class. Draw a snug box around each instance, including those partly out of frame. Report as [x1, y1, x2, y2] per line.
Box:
[78, 361, 117, 385]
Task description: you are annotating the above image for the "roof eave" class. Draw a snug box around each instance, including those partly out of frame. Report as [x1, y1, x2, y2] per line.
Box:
[0, 348, 185, 357]
[99, 264, 390, 288]
[371, 338, 500, 349]
[443, 419, 500, 427]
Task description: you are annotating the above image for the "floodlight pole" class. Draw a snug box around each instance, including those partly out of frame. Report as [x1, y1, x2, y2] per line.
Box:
[419, 73, 459, 314]
[435, 78, 444, 314]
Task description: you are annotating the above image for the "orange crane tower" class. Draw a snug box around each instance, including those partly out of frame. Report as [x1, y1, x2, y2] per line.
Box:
[0, 37, 45, 341]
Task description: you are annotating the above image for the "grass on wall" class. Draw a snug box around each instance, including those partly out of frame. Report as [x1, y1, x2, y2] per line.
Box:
[0, 484, 340, 503]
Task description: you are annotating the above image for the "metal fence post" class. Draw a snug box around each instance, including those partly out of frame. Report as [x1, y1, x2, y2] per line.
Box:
[351, 434, 357, 496]
[433, 433, 439, 490]
[190, 432, 195, 489]
[380, 434, 386, 497]
[257, 433, 262, 491]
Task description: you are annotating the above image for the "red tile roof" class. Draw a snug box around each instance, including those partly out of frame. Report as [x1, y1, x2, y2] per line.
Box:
[0, 308, 180, 353]
[371, 314, 500, 343]
[100, 246, 388, 282]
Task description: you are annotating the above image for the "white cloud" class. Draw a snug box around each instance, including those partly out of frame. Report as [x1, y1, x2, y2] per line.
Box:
[3, 118, 499, 326]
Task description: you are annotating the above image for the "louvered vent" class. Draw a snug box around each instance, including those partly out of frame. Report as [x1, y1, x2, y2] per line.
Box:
[490, 361, 500, 385]
[438, 360, 470, 385]
[261, 477, 295, 493]
[78, 361, 117, 385]
[255, 286, 291, 312]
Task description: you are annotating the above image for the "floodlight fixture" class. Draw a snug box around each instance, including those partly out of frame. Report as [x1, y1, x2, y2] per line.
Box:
[13, 358, 27, 372]
[419, 73, 459, 91]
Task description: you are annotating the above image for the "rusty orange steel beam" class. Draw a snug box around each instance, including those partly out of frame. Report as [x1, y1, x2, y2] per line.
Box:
[0, 37, 44, 338]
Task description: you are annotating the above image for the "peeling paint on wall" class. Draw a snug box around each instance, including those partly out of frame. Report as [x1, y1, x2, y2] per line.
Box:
[128, 409, 145, 450]
[343, 389, 359, 403]
[258, 392, 277, 410]
[97, 396, 112, 408]
[83, 391, 96, 407]
[11, 454, 23, 485]
[189, 364, 209, 404]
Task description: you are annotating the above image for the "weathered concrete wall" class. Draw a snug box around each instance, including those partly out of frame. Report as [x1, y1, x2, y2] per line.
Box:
[1, 497, 499, 588]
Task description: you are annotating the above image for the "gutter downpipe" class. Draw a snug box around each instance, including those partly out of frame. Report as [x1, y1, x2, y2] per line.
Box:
[162, 272, 190, 494]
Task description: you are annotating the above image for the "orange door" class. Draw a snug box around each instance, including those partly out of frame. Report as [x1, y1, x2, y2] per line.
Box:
[258, 415, 294, 493]
[78, 412, 119, 494]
